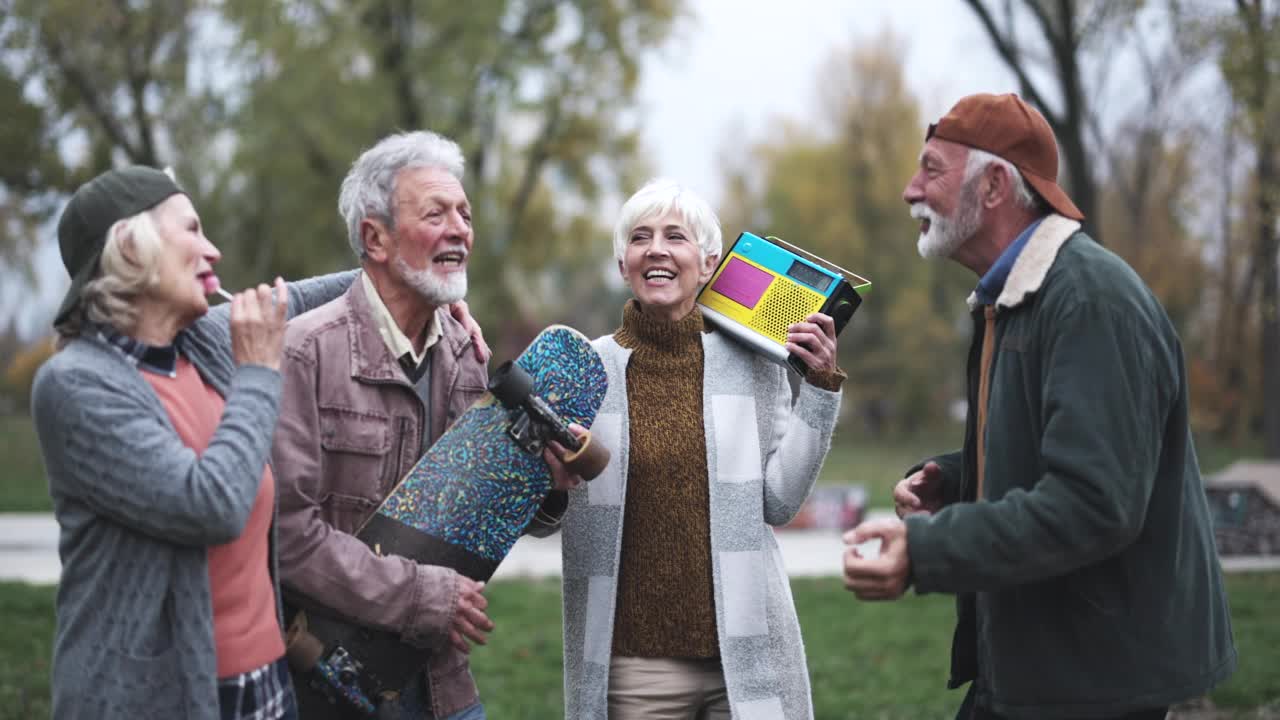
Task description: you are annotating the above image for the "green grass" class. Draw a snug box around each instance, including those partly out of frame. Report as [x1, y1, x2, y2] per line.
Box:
[0, 415, 48, 512]
[469, 579, 567, 716]
[816, 430, 1262, 512]
[0, 583, 54, 719]
[1205, 573, 1280, 710]
[6, 575, 1277, 720]
[797, 577, 956, 719]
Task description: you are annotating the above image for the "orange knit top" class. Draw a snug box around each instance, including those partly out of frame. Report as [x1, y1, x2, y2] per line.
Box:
[144, 357, 284, 678]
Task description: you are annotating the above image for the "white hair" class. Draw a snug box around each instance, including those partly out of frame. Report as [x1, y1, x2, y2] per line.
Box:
[963, 148, 1044, 211]
[56, 210, 165, 340]
[613, 178, 722, 265]
[338, 131, 466, 259]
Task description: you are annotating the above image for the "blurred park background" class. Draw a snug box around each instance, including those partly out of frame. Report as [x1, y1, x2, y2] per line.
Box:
[1, 0, 1279, 717]
[1, 0, 1279, 455]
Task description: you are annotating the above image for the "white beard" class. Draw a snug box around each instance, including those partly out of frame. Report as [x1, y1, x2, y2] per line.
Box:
[393, 256, 467, 306]
[912, 181, 983, 259]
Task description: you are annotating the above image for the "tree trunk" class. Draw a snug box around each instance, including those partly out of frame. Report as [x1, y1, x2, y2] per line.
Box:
[961, 0, 1101, 243]
[1237, 0, 1280, 457]
[1258, 134, 1280, 457]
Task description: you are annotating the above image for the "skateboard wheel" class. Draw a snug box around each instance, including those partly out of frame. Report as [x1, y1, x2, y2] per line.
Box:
[489, 361, 533, 408]
[563, 431, 610, 481]
[285, 622, 326, 673]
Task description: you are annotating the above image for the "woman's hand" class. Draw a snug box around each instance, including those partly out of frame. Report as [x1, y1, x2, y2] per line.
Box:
[544, 423, 589, 491]
[449, 300, 492, 364]
[230, 277, 288, 370]
[785, 312, 838, 375]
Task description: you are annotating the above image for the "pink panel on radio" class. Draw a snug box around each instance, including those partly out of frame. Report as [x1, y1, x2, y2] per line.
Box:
[710, 257, 773, 309]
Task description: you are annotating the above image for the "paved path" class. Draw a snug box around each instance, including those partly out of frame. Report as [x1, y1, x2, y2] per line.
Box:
[0, 514, 61, 584]
[4, 512, 1279, 585]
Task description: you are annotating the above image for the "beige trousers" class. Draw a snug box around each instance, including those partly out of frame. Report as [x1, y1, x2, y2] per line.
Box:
[607, 656, 730, 720]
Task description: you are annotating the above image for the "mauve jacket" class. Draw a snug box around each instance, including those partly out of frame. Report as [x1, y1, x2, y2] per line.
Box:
[272, 278, 490, 717]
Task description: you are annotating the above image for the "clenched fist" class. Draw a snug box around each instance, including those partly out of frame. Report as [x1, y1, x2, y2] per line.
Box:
[230, 277, 288, 370]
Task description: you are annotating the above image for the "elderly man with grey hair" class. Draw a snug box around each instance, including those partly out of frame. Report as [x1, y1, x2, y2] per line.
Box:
[272, 130, 574, 720]
[843, 93, 1234, 720]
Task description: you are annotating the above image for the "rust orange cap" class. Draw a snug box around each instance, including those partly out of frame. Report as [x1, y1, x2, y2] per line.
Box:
[927, 93, 1083, 220]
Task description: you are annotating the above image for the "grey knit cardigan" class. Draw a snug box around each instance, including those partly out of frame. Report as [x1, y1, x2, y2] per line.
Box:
[30, 271, 354, 720]
[559, 329, 842, 719]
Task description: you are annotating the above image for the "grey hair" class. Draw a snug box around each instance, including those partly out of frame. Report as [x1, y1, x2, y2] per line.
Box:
[55, 210, 165, 342]
[964, 148, 1044, 212]
[338, 131, 466, 259]
[613, 178, 722, 265]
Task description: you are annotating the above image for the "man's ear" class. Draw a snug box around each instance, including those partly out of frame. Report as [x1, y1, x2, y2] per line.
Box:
[617, 258, 627, 280]
[699, 253, 720, 284]
[985, 164, 1012, 209]
[362, 218, 392, 263]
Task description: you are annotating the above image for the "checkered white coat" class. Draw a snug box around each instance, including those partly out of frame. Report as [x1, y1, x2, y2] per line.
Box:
[559, 330, 842, 719]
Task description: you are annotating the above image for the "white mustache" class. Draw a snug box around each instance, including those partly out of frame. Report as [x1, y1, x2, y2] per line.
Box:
[909, 203, 938, 225]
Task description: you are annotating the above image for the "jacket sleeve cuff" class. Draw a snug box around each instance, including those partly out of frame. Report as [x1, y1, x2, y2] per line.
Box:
[804, 365, 847, 392]
[904, 513, 948, 594]
[401, 563, 460, 650]
[527, 490, 568, 536]
[904, 450, 964, 506]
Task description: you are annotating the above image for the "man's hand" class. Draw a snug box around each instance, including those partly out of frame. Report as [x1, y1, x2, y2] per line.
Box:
[842, 518, 911, 601]
[894, 461, 945, 518]
[449, 577, 494, 653]
[230, 277, 288, 370]
[448, 300, 491, 364]
[544, 423, 587, 491]
[785, 312, 838, 375]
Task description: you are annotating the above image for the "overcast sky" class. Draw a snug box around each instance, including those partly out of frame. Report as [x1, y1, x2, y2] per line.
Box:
[5, 1, 1017, 338]
[635, 0, 1016, 203]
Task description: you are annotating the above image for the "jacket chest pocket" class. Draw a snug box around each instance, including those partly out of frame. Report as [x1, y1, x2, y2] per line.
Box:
[319, 407, 391, 530]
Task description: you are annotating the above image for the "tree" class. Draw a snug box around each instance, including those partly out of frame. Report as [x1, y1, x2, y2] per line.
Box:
[720, 33, 974, 434]
[1090, 6, 1211, 339]
[205, 0, 679, 350]
[0, 0, 206, 278]
[1215, 0, 1280, 457]
[0, 0, 682, 353]
[966, 1, 1280, 450]
[962, 0, 1151, 245]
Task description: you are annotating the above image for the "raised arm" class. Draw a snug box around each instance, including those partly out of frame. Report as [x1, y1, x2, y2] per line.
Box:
[32, 284, 291, 546]
[761, 364, 843, 526]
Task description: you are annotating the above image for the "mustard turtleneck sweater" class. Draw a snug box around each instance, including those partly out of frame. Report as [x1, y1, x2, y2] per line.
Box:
[610, 300, 718, 658]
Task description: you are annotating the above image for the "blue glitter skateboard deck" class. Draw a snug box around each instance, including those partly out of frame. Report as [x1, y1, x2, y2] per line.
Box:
[358, 324, 607, 580]
[289, 325, 608, 718]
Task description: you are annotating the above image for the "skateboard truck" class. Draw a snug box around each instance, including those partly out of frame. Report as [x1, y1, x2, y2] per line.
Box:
[488, 361, 611, 480]
[286, 612, 378, 716]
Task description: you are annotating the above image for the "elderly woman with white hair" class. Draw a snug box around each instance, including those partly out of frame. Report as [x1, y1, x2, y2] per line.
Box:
[555, 179, 845, 719]
[29, 166, 484, 720]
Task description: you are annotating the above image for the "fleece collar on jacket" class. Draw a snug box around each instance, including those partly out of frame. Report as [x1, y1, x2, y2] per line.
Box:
[966, 213, 1081, 312]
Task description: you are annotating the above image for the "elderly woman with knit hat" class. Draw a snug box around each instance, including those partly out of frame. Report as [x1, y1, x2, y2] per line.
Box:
[555, 179, 844, 719]
[25, 166, 481, 719]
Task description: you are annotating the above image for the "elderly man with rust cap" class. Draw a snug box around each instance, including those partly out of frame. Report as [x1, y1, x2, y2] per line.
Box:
[841, 93, 1236, 719]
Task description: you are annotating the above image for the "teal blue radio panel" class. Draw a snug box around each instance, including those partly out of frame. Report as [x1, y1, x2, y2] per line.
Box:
[733, 232, 842, 297]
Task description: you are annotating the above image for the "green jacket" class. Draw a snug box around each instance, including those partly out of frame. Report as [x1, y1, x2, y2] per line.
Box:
[905, 215, 1236, 718]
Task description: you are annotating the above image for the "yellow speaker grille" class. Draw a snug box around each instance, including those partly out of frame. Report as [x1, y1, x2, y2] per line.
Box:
[748, 280, 823, 343]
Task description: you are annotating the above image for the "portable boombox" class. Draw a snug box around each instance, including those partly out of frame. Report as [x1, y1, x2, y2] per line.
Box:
[697, 232, 870, 375]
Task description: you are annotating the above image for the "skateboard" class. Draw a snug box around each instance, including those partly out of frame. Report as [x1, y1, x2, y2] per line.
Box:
[285, 325, 610, 718]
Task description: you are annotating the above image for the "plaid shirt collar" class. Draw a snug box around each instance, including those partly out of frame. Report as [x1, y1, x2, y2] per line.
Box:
[95, 323, 181, 378]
